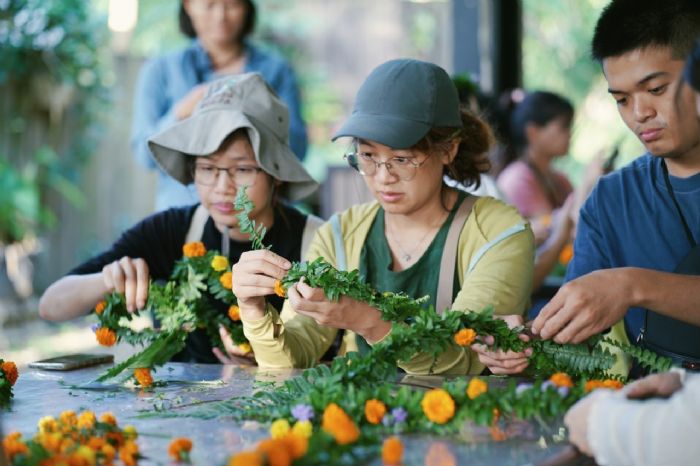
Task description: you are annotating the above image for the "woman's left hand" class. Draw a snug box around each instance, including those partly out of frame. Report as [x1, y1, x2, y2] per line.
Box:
[287, 278, 392, 343]
[470, 314, 532, 374]
[212, 325, 257, 366]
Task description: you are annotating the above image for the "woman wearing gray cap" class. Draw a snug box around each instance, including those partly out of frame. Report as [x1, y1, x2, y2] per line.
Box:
[233, 59, 535, 375]
[39, 73, 319, 364]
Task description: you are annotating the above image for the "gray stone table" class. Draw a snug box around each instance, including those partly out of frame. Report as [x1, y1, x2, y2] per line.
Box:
[1, 363, 592, 465]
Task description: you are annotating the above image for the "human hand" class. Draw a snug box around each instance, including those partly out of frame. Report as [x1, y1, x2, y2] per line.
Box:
[212, 325, 256, 366]
[287, 278, 391, 343]
[531, 269, 631, 344]
[230, 249, 291, 320]
[102, 257, 150, 312]
[174, 84, 208, 120]
[470, 315, 532, 374]
[564, 391, 607, 457]
[624, 371, 683, 400]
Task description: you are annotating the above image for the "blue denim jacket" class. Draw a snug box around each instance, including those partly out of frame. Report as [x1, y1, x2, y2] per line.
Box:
[130, 40, 308, 211]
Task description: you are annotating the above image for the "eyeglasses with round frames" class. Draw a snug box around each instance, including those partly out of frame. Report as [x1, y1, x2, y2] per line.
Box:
[343, 151, 427, 181]
[192, 163, 264, 187]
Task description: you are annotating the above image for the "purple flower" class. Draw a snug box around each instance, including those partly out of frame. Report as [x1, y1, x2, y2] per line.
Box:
[515, 383, 533, 396]
[557, 386, 570, 397]
[391, 407, 408, 423]
[291, 404, 314, 422]
[91, 323, 100, 333]
[540, 381, 556, 392]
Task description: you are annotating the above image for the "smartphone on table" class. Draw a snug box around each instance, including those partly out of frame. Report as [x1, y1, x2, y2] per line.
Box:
[28, 354, 114, 371]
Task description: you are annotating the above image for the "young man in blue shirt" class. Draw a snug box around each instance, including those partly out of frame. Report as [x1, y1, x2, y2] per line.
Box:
[532, 0, 700, 368]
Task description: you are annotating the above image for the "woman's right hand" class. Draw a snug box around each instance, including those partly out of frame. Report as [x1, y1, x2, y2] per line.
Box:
[230, 250, 292, 319]
[173, 84, 208, 120]
[102, 257, 150, 312]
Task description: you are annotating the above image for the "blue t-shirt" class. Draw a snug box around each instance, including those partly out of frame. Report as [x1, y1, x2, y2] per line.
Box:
[130, 40, 308, 212]
[566, 154, 700, 340]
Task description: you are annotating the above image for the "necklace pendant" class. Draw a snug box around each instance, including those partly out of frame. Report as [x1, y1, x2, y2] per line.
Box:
[403, 253, 411, 262]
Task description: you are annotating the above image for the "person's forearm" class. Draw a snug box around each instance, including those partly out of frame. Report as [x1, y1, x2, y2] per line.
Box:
[623, 268, 700, 326]
[39, 273, 110, 321]
[533, 230, 570, 291]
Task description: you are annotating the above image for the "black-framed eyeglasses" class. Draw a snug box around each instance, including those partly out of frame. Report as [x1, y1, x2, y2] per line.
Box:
[192, 163, 264, 187]
[344, 152, 427, 181]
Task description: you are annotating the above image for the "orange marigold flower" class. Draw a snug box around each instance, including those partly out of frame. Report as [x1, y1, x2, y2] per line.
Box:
[119, 440, 139, 466]
[134, 368, 153, 388]
[100, 412, 117, 426]
[228, 305, 241, 321]
[38, 416, 58, 433]
[280, 432, 308, 460]
[490, 426, 508, 442]
[321, 403, 360, 445]
[182, 241, 206, 258]
[2, 433, 28, 461]
[1, 361, 18, 386]
[454, 328, 477, 347]
[229, 452, 264, 466]
[585, 379, 624, 393]
[95, 327, 117, 347]
[38, 432, 62, 453]
[256, 438, 291, 466]
[466, 378, 488, 400]
[77, 410, 96, 430]
[274, 280, 286, 298]
[59, 410, 78, 427]
[559, 243, 574, 265]
[211, 255, 229, 272]
[550, 372, 574, 388]
[421, 389, 455, 424]
[602, 379, 624, 390]
[364, 399, 387, 425]
[87, 436, 106, 450]
[168, 437, 193, 462]
[584, 380, 604, 393]
[382, 436, 403, 465]
[220, 271, 233, 289]
[101, 443, 117, 462]
[95, 300, 107, 315]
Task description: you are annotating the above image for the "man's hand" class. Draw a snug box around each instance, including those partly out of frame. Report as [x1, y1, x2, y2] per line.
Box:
[564, 391, 606, 457]
[625, 371, 683, 400]
[531, 269, 632, 344]
[102, 257, 150, 313]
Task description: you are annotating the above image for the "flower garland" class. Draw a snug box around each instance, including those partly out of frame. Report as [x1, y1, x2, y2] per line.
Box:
[2, 410, 141, 465]
[1, 358, 19, 408]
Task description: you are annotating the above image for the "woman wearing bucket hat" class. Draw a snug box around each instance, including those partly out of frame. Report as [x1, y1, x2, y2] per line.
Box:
[233, 59, 535, 375]
[39, 73, 320, 364]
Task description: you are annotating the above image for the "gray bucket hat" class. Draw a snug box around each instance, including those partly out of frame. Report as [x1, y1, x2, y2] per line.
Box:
[332, 59, 462, 149]
[148, 73, 317, 201]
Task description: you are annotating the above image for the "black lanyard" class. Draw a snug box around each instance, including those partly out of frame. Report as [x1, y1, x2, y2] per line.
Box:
[661, 160, 696, 247]
[525, 159, 562, 209]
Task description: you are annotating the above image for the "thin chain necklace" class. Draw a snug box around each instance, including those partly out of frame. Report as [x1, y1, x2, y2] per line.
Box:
[386, 214, 445, 263]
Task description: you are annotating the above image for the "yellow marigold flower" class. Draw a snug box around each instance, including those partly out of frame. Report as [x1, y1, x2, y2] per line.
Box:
[168, 437, 193, 462]
[274, 279, 286, 298]
[421, 389, 455, 424]
[549, 372, 574, 388]
[425, 441, 456, 466]
[119, 440, 139, 466]
[94, 300, 107, 315]
[95, 327, 117, 347]
[364, 399, 387, 425]
[270, 419, 291, 439]
[38, 416, 58, 433]
[238, 342, 252, 354]
[182, 241, 206, 258]
[2, 433, 28, 461]
[382, 436, 404, 465]
[281, 432, 308, 460]
[211, 255, 229, 272]
[322, 403, 360, 445]
[291, 420, 313, 439]
[1, 361, 18, 386]
[102, 443, 117, 462]
[220, 271, 233, 289]
[454, 328, 477, 347]
[466, 378, 488, 400]
[228, 305, 241, 321]
[229, 452, 264, 466]
[559, 243, 574, 265]
[38, 432, 62, 453]
[74, 445, 97, 466]
[123, 425, 138, 440]
[256, 438, 292, 466]
[134, 368, 153, 388]
[59, 410, 78, 427]
[77, 410, 96, 430]
[100, 412, 117, 426]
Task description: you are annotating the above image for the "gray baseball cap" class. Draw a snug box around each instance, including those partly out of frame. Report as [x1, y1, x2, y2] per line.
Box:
[332, 59, 462, 149]
[148, 73, 317, 201]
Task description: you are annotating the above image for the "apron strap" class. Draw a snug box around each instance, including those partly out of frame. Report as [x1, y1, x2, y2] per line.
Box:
[185, 204, 209, 244]
[435, 195, 477, 315]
